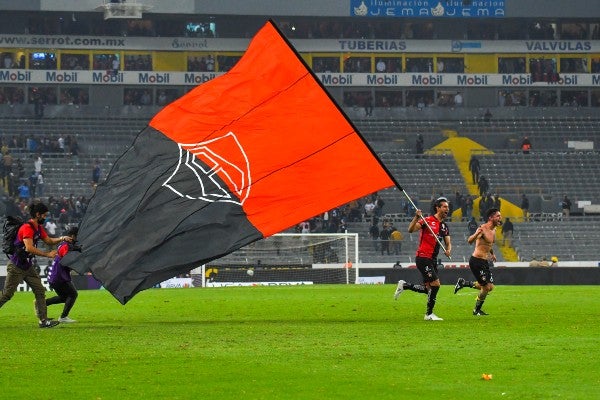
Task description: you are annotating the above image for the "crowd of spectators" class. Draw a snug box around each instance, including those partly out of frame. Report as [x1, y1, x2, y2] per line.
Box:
[59, 54, 90, 70]
[1, 134, 78, 156]
[187, 55, 215, 72]
[0, 133, 80, 203]
[3, 193, 89, 234]
[124, 55, 152, 71]
[0, 88, 25, 105]
[123, 88, 152, 106]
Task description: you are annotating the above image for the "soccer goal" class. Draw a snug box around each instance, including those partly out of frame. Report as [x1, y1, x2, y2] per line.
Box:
[194, 232, 360, 287]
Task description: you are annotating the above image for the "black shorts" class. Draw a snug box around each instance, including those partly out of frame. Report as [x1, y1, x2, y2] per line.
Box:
[416, 256, 439, 283]
[469, 256, 494, 286]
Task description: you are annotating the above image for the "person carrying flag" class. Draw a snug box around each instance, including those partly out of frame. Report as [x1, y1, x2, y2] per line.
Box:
[0, 202, 73, 328]
[393, 197, 452, 321]
[45, 226, 80, 323]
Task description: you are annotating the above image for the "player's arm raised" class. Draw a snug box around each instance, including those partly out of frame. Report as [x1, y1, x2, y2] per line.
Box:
[408, 209, 423, 233]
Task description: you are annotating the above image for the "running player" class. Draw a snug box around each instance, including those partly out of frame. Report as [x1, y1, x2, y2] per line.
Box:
[394, 197, 451, 321]
[454, 207, 502, 315]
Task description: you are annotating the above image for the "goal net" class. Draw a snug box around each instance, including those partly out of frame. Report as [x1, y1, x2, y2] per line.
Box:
[193, 233, 359, 287]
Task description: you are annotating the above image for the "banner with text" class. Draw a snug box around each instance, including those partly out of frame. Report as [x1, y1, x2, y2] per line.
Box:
[1, 70, 599, 87]
[1, 34, 599, 54]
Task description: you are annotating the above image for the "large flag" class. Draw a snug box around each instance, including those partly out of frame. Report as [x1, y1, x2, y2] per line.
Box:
[62, 20, 396, 304]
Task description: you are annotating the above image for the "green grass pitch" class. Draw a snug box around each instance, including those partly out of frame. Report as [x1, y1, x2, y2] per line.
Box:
[1, 285, 598, 399]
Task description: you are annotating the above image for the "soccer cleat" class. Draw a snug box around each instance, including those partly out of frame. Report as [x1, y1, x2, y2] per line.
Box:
[58, 317, 77, 323]
[393, 280, 406, 300]
[424, 313, 443, 321]
[39, 319, 60, 328]
[454, 278, 465, 294]
[473, 310, 489, 316]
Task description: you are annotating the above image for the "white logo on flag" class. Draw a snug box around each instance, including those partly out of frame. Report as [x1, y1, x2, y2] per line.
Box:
[163, 132, 251, 205]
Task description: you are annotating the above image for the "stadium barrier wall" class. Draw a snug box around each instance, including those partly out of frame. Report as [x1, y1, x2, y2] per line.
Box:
[1, 266, 598, 290]
[365, 267, 600, 285]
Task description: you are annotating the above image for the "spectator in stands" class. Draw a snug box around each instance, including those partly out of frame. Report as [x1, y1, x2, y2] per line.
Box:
[369, 220, 380, 252]
[321, 210, 329, 232]
[1, 151, 12, 186]
[560, 195, 572, 218]
[521, 193, 530, 222]
[529, 257, 541, 267]
[501, 217, 513, 246]
[347, 199, 362, 222]
[483, 108, 492, 123]
[298, 220, 310, 234]
[28, 171, 38, 198]
[111, 55, 119, 75]
[44, 216, 58, 238]
[379, 223, 392, 255]
[92, 159, 101, 188]
[33, 153, 43, 175]
[390, 225, 403, 255]
[492, 193, 501, 210]
[33, 90, 45, 119]
[469, 156, 481, 184]
[467, 216, 478, 236]
[454, 91, 463, 107]
[374, 195, 385, 218]
[464, 195, 473, 220]
[550, 256, 559, 267]
[415, 134, 424, 158]
[58, 208, 69, 230]
[364, 198, 376, 219]
[364, 94, 373, 117]
[14, 161, 24, 184]
[454, 207, 502, 316]
[7, 173, 17, 197]
[18, 180, 30, 202]
[395, 197, 451, 321]
[477, 175, 489, 197]
[70, 137, 79, 159]
[205, 55, 215, 72]
[3, 196, 21, 218]
[521, 136, 532, 154]
[479, 193, 494, 221]
[454, 191, 464, 219]
[57, 136, 65, 153]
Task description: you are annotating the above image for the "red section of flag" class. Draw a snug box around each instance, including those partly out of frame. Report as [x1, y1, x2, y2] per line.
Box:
[150, 21, 395, 236]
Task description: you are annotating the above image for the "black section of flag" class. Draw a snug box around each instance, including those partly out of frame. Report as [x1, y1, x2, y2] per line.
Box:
[62, 127, 262, 304]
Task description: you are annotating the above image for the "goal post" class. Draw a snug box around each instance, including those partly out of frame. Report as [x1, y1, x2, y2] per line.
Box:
[193, 232, 360, 287]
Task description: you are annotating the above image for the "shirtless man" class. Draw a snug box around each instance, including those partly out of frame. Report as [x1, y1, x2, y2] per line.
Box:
[453, 208, 502, 316]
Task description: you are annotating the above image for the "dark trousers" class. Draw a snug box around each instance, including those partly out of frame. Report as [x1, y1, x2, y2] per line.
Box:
[47, 281, 78, 318]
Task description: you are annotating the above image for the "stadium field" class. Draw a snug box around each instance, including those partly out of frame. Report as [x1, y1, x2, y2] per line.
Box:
[1, 285, 598, 400]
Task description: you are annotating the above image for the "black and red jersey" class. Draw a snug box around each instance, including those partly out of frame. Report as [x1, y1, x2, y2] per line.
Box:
[415, 215, 449, 259]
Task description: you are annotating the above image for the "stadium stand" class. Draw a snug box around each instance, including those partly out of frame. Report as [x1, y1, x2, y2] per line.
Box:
[476, 151, 600, 204]
[0, 117, 143, 198]
[512, 218, 600, 262]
